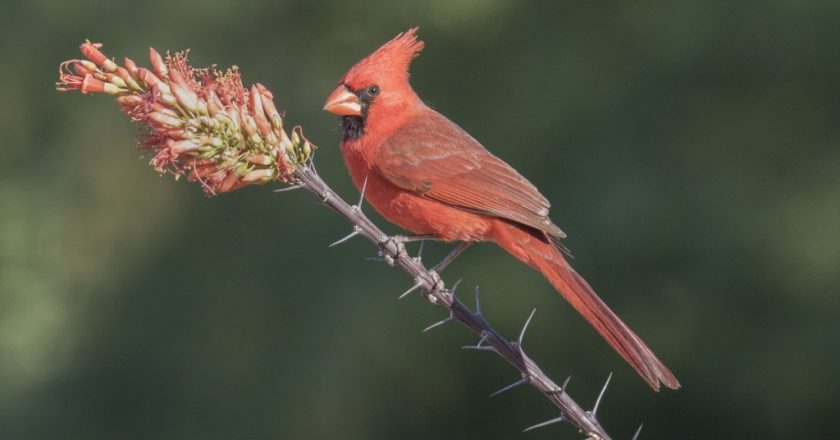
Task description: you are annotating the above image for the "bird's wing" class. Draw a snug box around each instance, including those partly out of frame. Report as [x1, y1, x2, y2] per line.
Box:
[375, 110, 565, 238]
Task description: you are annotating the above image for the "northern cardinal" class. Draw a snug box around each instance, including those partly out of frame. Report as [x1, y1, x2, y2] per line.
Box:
[323, 28, 679, 391]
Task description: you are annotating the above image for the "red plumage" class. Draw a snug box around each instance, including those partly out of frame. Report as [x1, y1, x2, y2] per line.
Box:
[324, 28, 679, 391]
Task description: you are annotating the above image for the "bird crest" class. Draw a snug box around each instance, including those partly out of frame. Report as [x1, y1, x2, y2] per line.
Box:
[342, 27, 425, 88]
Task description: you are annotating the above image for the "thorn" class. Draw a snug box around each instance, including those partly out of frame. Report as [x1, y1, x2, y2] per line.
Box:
[631, 423, 644, 440]
[415, 240, 425, 262]
[462, 332, 489, 351]
[329, 227, 360, 247]
[450, 278, 463, 296]
[461, 344, 495, 351]
[422, 312, 453, 333]
[562, 376, 572, 392]
[591, 372, 612, 417]
[273, 184, 303, 193]
[517, 308, 537, 347]
[474, 286, 482, 316]
[355, 175, 368, 211]
[523, 414, 566, 432]
[399, 280, 424, 300]
[490, 377, 529, 397]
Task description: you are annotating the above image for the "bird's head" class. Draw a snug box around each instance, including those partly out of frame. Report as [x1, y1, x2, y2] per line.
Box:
[324, 28, 425, 140]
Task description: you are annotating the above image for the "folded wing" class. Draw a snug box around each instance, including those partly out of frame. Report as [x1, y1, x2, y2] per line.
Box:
[375, 109, 565, 239]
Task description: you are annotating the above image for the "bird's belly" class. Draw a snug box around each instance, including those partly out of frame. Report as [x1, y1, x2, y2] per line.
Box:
[362, 174, 492, 242]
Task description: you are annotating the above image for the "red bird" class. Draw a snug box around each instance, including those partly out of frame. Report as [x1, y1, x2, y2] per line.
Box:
[323, 28, 679, 391]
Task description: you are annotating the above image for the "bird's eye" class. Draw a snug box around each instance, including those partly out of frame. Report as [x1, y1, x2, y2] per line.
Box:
[364, 85, 380, 98]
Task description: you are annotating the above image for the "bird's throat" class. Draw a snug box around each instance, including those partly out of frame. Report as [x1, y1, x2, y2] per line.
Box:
[341, 115, 365, 141]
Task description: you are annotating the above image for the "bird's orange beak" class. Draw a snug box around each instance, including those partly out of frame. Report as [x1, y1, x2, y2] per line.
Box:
[323, 85, 362, 116]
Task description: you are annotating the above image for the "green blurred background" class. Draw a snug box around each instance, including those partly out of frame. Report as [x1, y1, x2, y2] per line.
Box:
[2, 0, 839, 438]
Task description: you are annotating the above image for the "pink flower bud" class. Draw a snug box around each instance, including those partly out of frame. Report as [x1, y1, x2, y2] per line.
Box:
[248, 154, 273, 166]
[217, 172, 241, 193]
[241, 113, 258, 138]
[170, 70, 199, 113]
[190, 163, 218, 179]
[149, 111, 184, 129]
[138, 68, 172, 97]
[149, 48, 168, 79]
[72, 61, 95, 77]
[150, 102, 178, 117]
[80, 75, 107, 94]
[242, 168, 274, 183]
[227, 106, 242, 130]
[249, 85, 272, 138]
[168, 139, 200, 154]
[104, 73, 127, 88]
[114, 66, 141, 91]
[138, 67, 163, 89]
[80, 42, 116, 72]
[116, 95, 143, 113]
[255, 83, 273, 99]
[205, 90, 224, 116]
[257, 83, 283, 130]
[123, 57, 139, 79]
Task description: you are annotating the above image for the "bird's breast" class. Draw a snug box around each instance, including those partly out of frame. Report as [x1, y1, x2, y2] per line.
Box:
[340, 140, 492, 242]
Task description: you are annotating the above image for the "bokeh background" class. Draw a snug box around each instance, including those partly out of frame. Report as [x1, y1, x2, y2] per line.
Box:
[2, 1, 839, 438]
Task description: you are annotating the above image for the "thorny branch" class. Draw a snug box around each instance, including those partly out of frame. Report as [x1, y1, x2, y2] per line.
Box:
[293, 164, 624, 440]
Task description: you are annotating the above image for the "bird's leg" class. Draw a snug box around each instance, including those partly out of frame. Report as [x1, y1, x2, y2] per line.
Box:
[432, 242, 472, 273]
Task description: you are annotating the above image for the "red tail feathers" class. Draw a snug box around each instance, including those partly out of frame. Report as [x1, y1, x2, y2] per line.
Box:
[491, 221, 680, 391]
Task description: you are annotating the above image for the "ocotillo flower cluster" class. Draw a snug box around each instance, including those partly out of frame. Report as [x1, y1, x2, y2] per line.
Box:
[57, 42, 313, 195]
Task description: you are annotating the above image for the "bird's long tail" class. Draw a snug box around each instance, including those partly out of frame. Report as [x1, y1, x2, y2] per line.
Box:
[490, 221, 680, 391]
